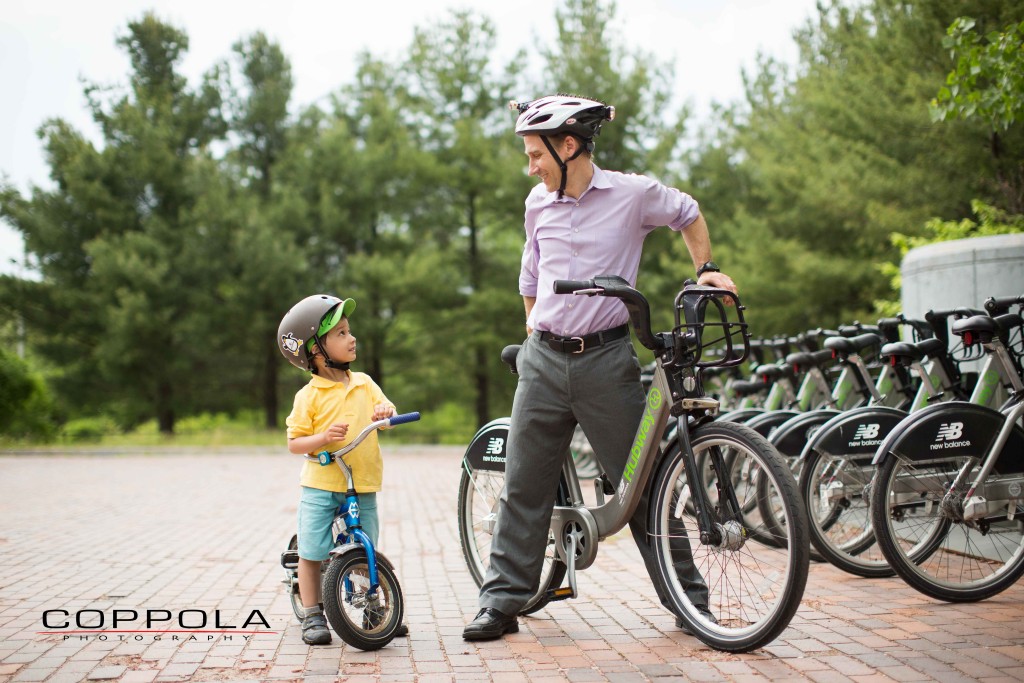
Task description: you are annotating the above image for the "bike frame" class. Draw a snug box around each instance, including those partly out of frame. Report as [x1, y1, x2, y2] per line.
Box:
[306, 413, 421, 592]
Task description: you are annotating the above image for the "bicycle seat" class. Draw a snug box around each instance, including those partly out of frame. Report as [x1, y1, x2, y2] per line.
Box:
[501, 345, 521, 374]
[951, 315, 998, 344]
[785, 348, 834, 371]
[879, 338, 947, 365]
[824, 333, 881, 356]
[732, 379, 769, 396]
[755, 363, 796, 381]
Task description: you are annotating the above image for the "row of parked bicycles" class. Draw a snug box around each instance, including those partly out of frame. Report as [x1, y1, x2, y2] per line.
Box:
[457, 281, 1022, 652]
[636, 291, 1024, 602]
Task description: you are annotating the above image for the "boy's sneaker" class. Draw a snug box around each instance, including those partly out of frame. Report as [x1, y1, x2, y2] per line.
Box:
[395, 623, 409, 637]
[301, 611, 332, 645]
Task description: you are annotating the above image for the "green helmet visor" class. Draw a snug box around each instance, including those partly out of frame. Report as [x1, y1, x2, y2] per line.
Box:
[307, 298, 356, 351]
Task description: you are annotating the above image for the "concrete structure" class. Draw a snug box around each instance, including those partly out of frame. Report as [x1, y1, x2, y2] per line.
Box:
[901, 233, 1024, 318]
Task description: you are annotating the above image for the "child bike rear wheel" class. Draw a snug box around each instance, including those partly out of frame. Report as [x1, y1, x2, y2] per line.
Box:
[650, 422, 809, 653]
[322, 547, 404, 650]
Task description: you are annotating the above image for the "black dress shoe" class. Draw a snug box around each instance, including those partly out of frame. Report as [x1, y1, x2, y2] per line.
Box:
[462, 608, 519, 641]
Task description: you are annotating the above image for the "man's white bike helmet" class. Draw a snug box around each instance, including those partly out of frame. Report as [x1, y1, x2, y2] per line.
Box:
[509, 94, 615, 198]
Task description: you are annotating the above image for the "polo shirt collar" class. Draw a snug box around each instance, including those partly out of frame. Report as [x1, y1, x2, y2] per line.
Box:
[309, 372, 364, 389]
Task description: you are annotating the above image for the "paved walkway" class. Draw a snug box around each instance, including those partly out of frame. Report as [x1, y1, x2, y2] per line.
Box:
[2, 446, 1023, 682]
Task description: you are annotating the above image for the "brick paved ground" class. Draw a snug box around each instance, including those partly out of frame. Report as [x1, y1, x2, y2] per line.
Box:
[2, 445, 1024, 682]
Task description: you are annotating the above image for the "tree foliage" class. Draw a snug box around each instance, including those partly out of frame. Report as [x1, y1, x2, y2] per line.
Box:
[2, 0, 1022, 441]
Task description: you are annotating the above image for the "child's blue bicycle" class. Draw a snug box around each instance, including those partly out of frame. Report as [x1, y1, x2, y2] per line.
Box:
[280, 411, 420, 650]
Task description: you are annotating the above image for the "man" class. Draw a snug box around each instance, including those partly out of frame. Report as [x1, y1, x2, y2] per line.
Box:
[463, 95, 737, 641]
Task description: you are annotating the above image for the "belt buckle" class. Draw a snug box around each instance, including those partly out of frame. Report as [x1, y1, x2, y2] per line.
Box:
[570, 336, 585, 354]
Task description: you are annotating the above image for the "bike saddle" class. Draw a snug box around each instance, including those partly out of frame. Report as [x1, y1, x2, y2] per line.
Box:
[755, 363, 796, 381]
[785, 348, 834, 371]
[823, 332, 881, 356]
[501, 345, 521, 374]
[731, 379, 769, 396]
[951, 314, 999, 344]
[879, 337, 947, 366]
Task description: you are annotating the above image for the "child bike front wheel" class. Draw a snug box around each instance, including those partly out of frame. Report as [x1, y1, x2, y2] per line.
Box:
[322, 546, 404, 650]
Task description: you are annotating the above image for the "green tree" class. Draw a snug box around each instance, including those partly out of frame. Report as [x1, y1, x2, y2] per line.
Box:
[222, 32, 308, 429]
[541, 0, 687, 178]
[405, 9, 533, 426]
[686, 0, 1024, 335]
[0, 13, 231, 433]
[931, 17, 1024, 213]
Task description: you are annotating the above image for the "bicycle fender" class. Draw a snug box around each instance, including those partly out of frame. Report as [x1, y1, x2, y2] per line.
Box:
[327, 542, 396, 572]
[803, 406, 907, 463]
[871, 401, 1024, 472]
[716, 408, 765, 423]
[770, 410, 841, 457]
[463, 417, 510, 473]
[744, 410, 801, 440]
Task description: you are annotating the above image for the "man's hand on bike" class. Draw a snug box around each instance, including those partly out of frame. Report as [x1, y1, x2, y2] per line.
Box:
[696, 271, 738, 304]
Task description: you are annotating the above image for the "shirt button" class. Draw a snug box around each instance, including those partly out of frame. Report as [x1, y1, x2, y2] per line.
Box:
[568, 303, 574, 309]
[574, 228, 579, 233]
[575, 202, 580, 207]
[573, 251, 578, 256]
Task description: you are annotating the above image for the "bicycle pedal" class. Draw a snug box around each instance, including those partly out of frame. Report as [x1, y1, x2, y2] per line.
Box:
[280, 550, 299, 569]
[545, 586, 576, 602]
[599, 474, 615, 496]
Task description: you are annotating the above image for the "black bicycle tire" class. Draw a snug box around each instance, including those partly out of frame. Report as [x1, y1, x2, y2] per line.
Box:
[322, 547, 404, 650]
[799, 450, 896, 578]
[457, 464, 568, 615]
[650, 422, 809, 652]
[871, 454, 1024, 602]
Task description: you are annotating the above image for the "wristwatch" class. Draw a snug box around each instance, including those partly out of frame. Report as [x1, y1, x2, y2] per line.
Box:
[696, 260, 720, 278]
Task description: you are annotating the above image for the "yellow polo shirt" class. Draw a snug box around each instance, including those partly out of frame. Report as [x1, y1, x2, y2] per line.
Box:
[286, 372, 392, 492]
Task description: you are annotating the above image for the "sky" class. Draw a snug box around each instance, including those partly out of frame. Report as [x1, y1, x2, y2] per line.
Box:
[0, 0, 820, 275]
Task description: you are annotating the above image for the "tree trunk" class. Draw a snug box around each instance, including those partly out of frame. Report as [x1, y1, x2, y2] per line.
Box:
[263, 341, 278, 429]
[157, 381, 175, 435]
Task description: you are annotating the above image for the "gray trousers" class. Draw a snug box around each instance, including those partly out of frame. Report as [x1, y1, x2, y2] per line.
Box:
[479, 331, 708, 615]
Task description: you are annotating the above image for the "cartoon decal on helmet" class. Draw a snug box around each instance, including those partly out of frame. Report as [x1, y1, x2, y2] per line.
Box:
[281, 332, 302, 358]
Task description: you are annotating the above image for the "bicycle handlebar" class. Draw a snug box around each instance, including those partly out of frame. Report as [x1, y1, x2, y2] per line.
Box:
[551, 275, 748, 368]
[985, 294, 1024, 316]
[306, 412, 421, 464]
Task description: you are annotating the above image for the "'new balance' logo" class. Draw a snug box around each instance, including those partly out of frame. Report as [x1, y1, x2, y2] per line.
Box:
[853, 423, 880, 440]
[936, 422, 964, 442]
[485, 437, 504, 455]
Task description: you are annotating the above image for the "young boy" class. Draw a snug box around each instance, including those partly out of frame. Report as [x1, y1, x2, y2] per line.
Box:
[277, 293, 407, 645]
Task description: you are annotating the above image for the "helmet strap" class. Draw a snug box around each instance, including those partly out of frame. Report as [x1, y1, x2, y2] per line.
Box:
[541, 135, 588, 200]
[310, 337, 351, 373]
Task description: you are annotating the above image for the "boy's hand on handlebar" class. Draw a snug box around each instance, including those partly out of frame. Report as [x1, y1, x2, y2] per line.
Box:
[321, 422, 349, 446]
[696, 271, 738, 304]
[373, 402, 397, 426]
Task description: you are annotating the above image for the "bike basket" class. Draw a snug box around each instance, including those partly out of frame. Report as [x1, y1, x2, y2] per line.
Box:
[672, 286, 750, 368]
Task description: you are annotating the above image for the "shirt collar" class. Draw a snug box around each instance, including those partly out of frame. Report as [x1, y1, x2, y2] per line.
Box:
[546, 162, 611, 202]
[310, 372, 364, 389]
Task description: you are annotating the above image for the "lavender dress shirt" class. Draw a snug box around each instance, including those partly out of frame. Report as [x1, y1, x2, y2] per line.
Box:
[519, 164, 701, 336]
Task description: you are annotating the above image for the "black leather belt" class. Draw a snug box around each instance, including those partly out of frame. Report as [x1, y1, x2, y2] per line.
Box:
[539, 324, 629, 354]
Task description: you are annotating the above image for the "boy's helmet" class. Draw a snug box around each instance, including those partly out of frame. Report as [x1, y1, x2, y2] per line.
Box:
[278, 294, 356, 371]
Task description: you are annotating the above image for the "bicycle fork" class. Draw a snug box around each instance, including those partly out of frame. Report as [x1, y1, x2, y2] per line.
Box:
[677, 416, 747, 550]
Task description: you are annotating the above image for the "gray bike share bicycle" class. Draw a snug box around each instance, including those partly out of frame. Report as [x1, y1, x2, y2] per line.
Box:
[458, 276, 810, 652]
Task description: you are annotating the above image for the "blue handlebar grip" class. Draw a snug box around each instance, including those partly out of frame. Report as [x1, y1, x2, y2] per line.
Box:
[317, 451, 331, 466]
[388, 412, 421, 426]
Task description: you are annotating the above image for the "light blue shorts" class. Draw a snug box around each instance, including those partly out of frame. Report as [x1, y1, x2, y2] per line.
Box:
[297, 487, 379, 561]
